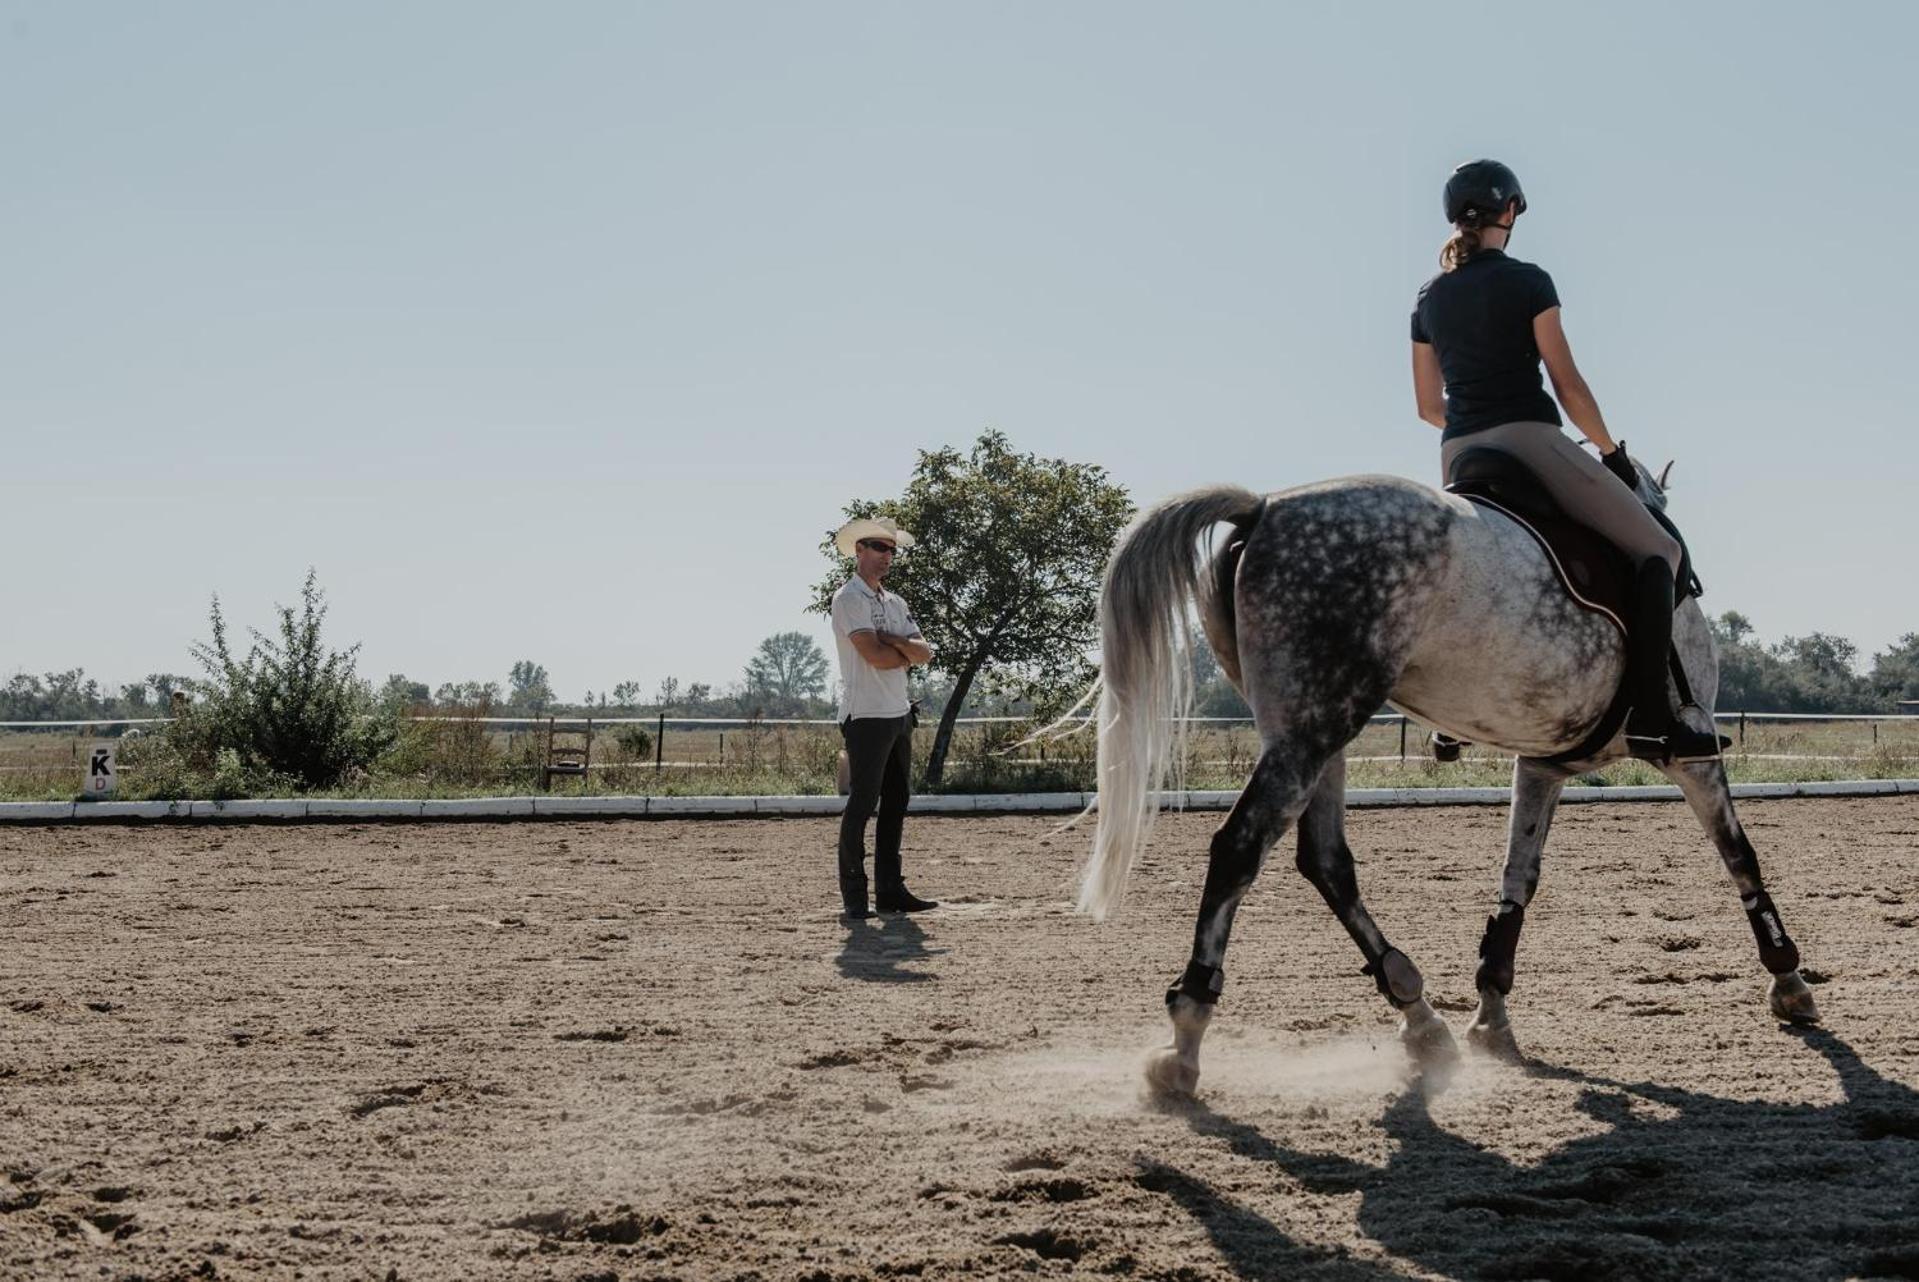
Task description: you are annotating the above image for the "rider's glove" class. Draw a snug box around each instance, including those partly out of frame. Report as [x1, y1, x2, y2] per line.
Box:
[1602, 442, 1638, 489]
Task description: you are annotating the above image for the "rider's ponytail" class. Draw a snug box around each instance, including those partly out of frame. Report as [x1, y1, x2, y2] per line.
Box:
[1440, 209, 1484, 272]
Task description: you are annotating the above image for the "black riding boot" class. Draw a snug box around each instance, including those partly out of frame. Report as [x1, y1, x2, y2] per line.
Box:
[1624, 561, 1725, 763]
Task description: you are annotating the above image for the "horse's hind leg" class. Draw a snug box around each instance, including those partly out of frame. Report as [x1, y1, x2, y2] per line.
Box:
[1294, 754, 1458, 1072]
[1150, 744, 1322, 1100]
[1661, 756, 1819, 1024]
[1466, 759, 1568, 1060]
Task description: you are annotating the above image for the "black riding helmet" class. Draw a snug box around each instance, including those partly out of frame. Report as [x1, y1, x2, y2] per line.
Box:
[1444, 159, 1526, 225]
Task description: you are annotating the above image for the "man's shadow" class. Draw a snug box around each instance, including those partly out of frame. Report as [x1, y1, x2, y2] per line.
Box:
[1141, 1028, 1919, 1280]
[836, 913, 943, 984]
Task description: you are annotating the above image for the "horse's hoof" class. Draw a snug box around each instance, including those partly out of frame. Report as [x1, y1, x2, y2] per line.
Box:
[1399, 1004, 1460, 1073]
[1144, 1047, 1199, 1101]
[1769, 971, 1822, 1025]
[1465, 1018, 1521, 1062]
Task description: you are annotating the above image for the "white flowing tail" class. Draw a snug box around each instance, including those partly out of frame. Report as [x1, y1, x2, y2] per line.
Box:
[1080, 485, 1263, 920]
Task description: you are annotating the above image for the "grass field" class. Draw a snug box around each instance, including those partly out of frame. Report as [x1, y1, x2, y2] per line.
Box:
[3, 714, 1916, 802]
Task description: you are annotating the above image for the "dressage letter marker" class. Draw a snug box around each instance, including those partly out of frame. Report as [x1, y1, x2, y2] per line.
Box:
[87, 743, 116, 797]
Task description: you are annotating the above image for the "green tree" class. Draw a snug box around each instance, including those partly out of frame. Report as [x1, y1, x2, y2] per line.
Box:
[434, 680, 500, 707]
[1710, 612, 1792, 710]
[380, 674, 431, 710]
[146, 673, 190, 701]
[1709, 613, 1875, 712]
[507, 660, 554, 713]
[1773, 633, 1872, 712]
[1869, 633, 1919, 705]
[812, 429, 1133, 785]
[1192, 633, 1251, 719]
[744, 632, 830, 711]
[181, 570, 395, 788]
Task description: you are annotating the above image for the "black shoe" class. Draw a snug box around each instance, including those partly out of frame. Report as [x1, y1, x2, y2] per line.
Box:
[840, 906, 876, 922]
[875, 888, 938, 913]
[1626, 721, 1730, 764]
[1430, 733, 1466, 763]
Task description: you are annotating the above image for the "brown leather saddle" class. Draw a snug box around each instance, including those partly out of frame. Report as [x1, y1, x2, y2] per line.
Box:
[1439, 447, 1703, 765]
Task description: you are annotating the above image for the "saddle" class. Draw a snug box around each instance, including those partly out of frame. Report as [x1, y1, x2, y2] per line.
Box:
[1438, 448, 1704, 765]
[1446, 448, 1701, 625]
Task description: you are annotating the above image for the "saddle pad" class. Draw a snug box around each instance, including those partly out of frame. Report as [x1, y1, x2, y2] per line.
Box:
[1455, 492, 1631, 637]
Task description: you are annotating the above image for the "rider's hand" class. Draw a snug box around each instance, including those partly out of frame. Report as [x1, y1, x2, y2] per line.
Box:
[1602, 442, 1638, 489]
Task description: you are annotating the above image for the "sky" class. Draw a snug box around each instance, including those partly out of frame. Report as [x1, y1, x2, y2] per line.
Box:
[5, 1, 1915, 702]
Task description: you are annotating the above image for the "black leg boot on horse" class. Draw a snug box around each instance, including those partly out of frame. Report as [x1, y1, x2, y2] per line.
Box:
[1624, 560, 1728, 764]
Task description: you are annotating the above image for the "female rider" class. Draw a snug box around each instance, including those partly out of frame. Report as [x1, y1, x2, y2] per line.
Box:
[1409, 159, 1722, 762]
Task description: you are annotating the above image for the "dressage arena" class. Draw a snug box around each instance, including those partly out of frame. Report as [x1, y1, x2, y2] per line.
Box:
[3, 797, 1916, 1280]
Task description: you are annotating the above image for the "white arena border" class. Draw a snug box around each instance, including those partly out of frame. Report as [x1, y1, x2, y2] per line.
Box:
[4, 779, 1918, 823]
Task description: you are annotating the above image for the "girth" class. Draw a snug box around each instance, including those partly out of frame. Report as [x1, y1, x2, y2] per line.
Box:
[1446, 448, 1703, 765]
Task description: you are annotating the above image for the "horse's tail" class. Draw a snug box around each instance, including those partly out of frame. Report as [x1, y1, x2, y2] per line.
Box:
[1081, 485, 1265, 921]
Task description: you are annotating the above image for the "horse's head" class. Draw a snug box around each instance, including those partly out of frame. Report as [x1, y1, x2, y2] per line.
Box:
[1628, 454, 1675, 511]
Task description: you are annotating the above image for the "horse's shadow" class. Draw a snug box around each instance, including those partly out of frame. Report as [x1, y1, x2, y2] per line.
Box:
[1149, 1028, 1919, 1280]
[835, 914, 942, 984]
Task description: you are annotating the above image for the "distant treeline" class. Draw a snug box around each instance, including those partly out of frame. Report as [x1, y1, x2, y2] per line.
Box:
[7, 611, 1916, 727]
[1182, 613, 1919, 719]
[0, 631, 842, 726]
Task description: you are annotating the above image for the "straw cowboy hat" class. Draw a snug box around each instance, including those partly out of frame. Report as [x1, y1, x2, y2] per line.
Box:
[833, 516, 917, 558]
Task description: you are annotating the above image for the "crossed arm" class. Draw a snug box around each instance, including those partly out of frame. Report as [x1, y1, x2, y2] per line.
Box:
[849, 630, 932, 670]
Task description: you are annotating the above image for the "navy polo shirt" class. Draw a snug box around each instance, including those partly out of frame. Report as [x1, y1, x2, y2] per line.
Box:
[1411, 249, 1563, 440]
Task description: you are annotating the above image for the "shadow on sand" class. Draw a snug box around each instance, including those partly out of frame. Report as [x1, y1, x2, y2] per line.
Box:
[1141, 1028, 1919, 1280]
[836, 913, 944, 984]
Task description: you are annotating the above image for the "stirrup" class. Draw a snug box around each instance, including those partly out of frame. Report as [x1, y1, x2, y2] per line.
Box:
[1430, 733, 1467, 763]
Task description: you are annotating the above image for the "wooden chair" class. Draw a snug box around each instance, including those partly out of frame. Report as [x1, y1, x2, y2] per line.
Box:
[541, 718, 592, 792]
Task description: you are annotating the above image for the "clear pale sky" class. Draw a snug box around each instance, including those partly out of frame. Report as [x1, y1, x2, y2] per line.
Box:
[5, 2, 1913, 699]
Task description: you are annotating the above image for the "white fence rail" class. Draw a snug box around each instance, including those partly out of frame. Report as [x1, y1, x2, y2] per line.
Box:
[4, 709, 1917, 775]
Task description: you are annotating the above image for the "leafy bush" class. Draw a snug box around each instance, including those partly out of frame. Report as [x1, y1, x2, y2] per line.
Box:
[173, 570, 396, 789]
[378, 703, 501, 785]
[614, 725, 654, 760]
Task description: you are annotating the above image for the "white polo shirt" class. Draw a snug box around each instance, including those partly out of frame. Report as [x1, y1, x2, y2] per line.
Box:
[831, 576, 927, 721]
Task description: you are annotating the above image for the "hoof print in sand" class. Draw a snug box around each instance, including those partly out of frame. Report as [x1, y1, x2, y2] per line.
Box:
[994, 1227, 1087, 1262]
[798, 1048, 867, 1070]
[1003, 1152, 1066, 1173]
[206, 1122, 266, 1143]
[991, 1176, 1094, 1204]
[554, 1028, 630, 1043]
[349, 1081, 447, 1118]
[497, 1205, 669, 1245]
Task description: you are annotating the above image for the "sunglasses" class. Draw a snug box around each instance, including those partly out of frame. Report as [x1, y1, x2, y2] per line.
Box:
[858, 540, 898, 554]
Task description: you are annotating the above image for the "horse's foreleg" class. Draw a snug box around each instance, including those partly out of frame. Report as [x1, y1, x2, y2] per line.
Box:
[1662, 757, 1819, 1024]
[1295, 756, 1458, 1072]
[1466, 759, 1567, 1060]
[1150, 746, 1317, 1101]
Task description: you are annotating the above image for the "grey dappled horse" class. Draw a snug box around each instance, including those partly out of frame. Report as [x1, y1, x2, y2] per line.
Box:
[1080, 462, 1820, 1099]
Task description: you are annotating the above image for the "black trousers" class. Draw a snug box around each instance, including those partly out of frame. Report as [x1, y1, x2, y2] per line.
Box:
[838, 714, 913, 907]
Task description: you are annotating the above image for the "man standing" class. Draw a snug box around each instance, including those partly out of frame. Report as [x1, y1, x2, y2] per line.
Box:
[829, 516, 938, 919]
